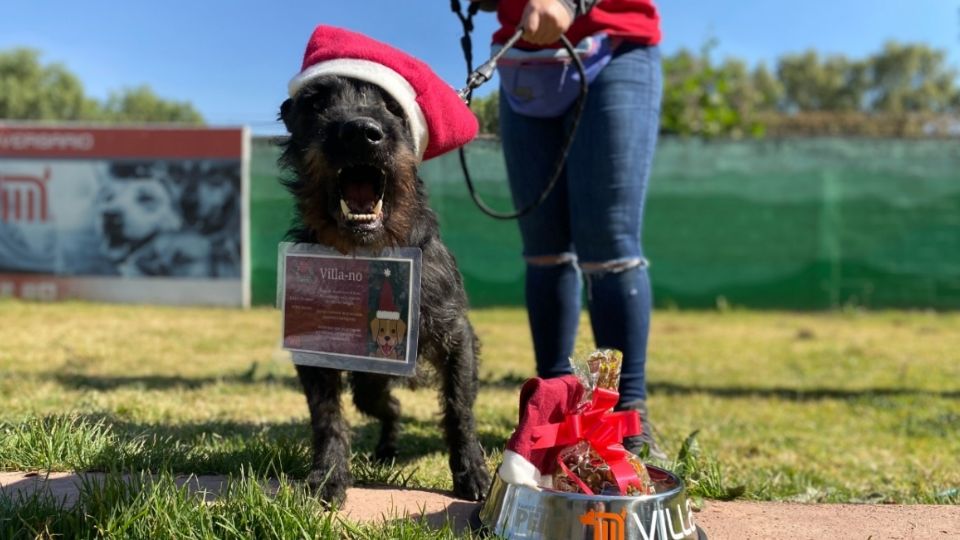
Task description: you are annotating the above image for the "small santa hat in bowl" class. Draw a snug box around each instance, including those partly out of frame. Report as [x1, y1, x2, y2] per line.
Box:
[498, 375, 586, 489]
[289, 25, 478, 161]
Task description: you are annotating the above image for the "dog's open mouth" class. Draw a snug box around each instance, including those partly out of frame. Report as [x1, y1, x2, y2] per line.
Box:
[102, 216, 128, 249]
[338, 164, 385, 228]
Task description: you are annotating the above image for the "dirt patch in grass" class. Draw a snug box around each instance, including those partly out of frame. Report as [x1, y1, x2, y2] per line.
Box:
[3, 472, 958, 539]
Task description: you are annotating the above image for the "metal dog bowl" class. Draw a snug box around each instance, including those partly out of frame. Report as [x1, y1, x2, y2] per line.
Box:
[478, 465, 706, 539]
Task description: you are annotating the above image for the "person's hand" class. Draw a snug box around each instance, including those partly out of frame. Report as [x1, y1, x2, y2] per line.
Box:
[520, 0, 573, 45]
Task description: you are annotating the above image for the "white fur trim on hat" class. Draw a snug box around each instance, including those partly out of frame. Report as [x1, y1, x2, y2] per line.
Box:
[498, 449, 543, 489]
[289, 58, 429, 159]
[376, 310, 400, 320]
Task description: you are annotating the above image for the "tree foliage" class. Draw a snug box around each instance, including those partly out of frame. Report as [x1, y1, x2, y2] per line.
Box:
[0, 48, 204, 124]
[469, 40, 960, 138]
[777, 52, 869, 112]
[0, 49, 98, 120]
[469, 91, 499, 135]
[660, 42, 766, 138]
[868, 42, 959, 114]
[103, 85, 204, 124]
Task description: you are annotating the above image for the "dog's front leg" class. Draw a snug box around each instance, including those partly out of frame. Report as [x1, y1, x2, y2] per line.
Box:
[439, 318, 492, 501]
[350, 372, 400, 461]
[296, 364, 351, 505]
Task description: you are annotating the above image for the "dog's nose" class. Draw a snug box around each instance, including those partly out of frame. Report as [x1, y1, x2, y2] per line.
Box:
[340, 118, 384, 147]
[384, 336, 391, 342]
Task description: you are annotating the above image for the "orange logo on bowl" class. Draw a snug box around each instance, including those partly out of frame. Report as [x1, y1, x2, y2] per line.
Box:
[579, 508, 628, 540]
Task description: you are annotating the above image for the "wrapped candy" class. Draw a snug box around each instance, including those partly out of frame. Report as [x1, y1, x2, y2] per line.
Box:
[553, 350, 655, 496]
[497, 349, 655, 496]
[554, 441, 654, 496]
[574, 349, 623, 397]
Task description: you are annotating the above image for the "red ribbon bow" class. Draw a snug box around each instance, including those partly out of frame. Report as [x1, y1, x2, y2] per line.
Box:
[528, 387, 642, 495]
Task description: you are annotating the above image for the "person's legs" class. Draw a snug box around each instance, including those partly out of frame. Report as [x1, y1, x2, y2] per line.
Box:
[564, 44, 663, 453]
[499, 95, 580, 379]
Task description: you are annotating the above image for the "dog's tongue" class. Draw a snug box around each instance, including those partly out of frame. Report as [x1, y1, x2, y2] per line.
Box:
[342, 179, 378, 212]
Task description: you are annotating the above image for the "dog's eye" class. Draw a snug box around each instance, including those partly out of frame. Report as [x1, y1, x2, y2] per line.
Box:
[384, 100, 404, 118]
[296, 94, 328, 114]
[137, 192, 159, 211]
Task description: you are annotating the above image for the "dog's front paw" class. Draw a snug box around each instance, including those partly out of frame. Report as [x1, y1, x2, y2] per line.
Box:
[305, 467, 350, 507]
[451, 456, 492, 501]
[374, 441, 398, 462]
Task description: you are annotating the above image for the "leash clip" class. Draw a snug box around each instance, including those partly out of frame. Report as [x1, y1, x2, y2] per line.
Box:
[457, 27, 525, 104]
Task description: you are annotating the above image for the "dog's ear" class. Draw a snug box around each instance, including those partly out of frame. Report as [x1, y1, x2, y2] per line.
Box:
[279, 98, 294, 133]
[395, 319, 406, 342]
[370, 318, 381, 337]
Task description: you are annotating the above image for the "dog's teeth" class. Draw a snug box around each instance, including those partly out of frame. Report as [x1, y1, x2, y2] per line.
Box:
[373, 199, 383, 215]
[340, 204, 381, 223]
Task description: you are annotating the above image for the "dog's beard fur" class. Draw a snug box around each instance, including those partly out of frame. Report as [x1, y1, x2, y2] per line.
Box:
[279, 77, 425, 252]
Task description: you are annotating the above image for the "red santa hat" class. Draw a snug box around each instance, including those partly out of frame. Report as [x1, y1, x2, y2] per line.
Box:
[289, 25, 478, 161]
[376, 271, 400, 321]
[498, 375, 586, 489]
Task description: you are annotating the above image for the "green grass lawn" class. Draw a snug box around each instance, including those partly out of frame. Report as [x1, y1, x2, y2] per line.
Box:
[1, 300, 958, 538]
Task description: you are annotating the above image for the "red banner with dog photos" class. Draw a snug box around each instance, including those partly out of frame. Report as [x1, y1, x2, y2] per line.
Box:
[0, 124, 249, 306]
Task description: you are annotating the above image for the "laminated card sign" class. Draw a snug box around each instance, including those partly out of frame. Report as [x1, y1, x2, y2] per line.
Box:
[279, 243, 421, 377]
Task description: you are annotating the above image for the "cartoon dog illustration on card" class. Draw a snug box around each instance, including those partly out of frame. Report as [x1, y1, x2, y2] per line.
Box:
[370, 270, 406, 360]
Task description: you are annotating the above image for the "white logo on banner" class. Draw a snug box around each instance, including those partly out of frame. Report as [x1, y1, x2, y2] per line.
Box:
[0, 132, 94, 152]
[0, 168, 52, 223]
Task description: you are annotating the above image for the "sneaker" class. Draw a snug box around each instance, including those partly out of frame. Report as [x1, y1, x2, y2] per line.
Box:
[618, 399, 668, 461]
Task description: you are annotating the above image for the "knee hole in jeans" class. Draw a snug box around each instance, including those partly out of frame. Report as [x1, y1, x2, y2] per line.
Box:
[524, 253, 578, 267]
[581, 257, 649, 300]
[579, 257, 648, 275]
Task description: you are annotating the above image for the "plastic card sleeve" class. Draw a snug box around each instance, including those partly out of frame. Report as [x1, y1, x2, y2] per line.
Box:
[277, 242, 422, 377]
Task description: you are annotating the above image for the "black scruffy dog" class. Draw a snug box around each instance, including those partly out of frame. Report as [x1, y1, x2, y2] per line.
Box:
[278, 75, 492, 505]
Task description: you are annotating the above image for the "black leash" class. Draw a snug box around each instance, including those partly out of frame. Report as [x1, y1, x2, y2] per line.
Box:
[451, 0, 588, 220]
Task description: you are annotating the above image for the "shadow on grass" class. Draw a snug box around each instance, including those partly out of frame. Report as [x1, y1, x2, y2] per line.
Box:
[50, 370, 957, 428]
[478, 372, 529, 389]
[479, 373, 960, 400]
[647, 382, 960, 400]
[422, 500, 481, 535]
[352, 417, 510, 466]
[3, 412, 508, 482]
[51, 372, 301, 392]
[53, 369, 530, 393]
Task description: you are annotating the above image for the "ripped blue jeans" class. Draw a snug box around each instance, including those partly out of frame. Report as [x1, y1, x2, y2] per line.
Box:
[499, 43, 662, 405]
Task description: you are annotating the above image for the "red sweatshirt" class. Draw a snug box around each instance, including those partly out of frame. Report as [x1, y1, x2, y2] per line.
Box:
[491, 0, 661, 48]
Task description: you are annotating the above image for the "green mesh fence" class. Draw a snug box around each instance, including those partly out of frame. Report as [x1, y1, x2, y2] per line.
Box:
[249, 138, 295, 305]
[250, 137, 960, 309]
